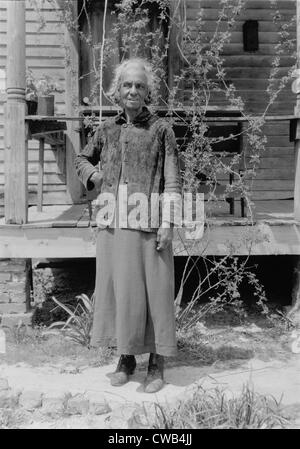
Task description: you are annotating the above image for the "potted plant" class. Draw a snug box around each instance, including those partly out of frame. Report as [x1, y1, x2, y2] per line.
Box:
[25, 69, 38, 115]
[35, 75, 64, 116]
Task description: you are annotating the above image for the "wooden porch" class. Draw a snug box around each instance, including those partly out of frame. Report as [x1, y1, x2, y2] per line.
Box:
[0, 199, 299, 257]
[2, 1, 300, 260]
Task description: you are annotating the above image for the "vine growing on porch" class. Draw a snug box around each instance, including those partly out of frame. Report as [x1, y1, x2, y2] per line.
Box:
[30, 0, 297, 329]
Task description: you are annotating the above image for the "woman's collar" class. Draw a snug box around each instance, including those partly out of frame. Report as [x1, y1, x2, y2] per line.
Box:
[115, 106, 152, 125]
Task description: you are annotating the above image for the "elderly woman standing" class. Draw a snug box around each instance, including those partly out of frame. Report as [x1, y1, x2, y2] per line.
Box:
[75, 58, 181, 393]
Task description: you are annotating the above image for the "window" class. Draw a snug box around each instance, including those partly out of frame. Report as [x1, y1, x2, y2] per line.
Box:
[243, 20, 259, 52]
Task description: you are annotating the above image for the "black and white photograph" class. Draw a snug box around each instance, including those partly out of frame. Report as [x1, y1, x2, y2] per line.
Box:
[0, 0, 299, 435]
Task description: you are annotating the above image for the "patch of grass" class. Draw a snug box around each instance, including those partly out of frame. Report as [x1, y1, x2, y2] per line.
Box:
[1, 303, 291, 370]
[174, 300, 293, 367]
[175, 323, 254, 366]
[205, 306, 249, 327]
[185, 300, 295, 332]
[0, 325, 115, 368]
[150, 384, 290, 429]
[0, 293, 116, 368]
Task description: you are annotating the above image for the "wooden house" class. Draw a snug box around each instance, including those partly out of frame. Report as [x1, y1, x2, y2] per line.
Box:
[0, 0, 300, 316]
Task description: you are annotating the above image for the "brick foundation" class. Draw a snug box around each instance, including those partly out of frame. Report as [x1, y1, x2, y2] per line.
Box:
[0, 259, 31, 316]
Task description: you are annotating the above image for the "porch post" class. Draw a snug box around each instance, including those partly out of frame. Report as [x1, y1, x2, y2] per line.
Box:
[294, 0, 300, 220]
[4, 0, 27, 224]
[63, 0, 83, 202]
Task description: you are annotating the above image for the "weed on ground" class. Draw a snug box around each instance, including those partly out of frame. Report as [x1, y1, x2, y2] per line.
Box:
[149, 383, 291, 429]
[0, 408, 34, 429]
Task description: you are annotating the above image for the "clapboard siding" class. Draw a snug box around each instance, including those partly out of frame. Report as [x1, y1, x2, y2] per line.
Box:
[187, 9, 295, 21]
[195, 0, 295, 8]
[188, 0, 296, 200]
[0, 21, 63, 34]
[0, 0, 67, 217]
[198, 32, 293, 44]
[188, 21, 295, 32]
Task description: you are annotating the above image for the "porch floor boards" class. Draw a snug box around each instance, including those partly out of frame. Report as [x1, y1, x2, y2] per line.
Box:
[0, 199, 295, 229]
[0, 200, 299, 257]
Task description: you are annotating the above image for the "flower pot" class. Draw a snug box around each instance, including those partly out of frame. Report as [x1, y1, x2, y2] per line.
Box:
[37, 95, 55, 116]
[26, 100, 38, 115]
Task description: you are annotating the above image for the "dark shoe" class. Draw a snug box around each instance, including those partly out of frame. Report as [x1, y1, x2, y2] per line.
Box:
[110, 355, 136, 387]
[144, 353, 165, 393]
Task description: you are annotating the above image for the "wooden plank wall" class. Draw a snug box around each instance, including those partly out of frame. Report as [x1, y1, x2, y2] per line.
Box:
[0, 0, 69, 217]
[188, 0, 296, 200]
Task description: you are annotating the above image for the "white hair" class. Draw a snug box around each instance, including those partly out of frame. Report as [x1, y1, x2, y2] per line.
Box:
[107, 57, 159, 106]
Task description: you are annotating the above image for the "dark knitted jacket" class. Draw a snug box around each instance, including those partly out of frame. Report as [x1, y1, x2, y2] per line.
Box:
[75, 107, 182, 231]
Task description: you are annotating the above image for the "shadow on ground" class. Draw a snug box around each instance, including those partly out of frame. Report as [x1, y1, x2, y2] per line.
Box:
[129, 343, 254, 388]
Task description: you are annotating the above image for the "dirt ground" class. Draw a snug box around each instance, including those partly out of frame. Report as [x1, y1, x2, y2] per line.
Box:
[0, 309, 293, 369]
[0, 308, 299, 429]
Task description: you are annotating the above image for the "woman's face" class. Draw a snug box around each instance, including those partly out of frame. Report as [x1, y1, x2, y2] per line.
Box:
[119, 64, 149, 114]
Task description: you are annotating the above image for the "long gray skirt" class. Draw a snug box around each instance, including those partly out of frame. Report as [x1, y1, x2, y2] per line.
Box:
[91, 228, 177, 357]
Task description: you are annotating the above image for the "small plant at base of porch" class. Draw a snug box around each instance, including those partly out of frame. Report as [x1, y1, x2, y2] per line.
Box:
[175, 253, 269, 333]
[43, 294, 94, 348]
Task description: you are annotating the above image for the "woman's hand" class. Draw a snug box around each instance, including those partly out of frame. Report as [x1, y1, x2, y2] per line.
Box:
[90, 171, 103, 194]
[156, 226, 173, 251]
